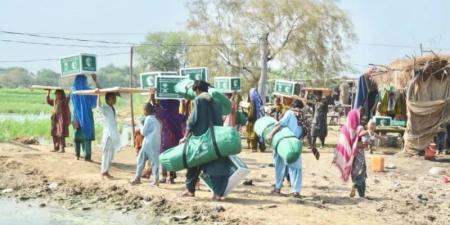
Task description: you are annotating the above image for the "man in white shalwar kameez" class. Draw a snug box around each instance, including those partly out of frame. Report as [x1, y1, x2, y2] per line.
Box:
[130, 103, 161, 186]
[97, 92, 121, 179]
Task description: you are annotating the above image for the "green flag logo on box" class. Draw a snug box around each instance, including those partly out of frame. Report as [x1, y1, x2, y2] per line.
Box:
[180, 67, 208, 81]
[214, 77, 241, 93]
[140, 71, 178, 89]
[60, 53, 97, 77]
[155, 75, 184, 99]
[274, 80, 301, 97]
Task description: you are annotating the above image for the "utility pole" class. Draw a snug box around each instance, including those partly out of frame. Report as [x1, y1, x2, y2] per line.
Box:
[258, 33, 269, 104]
[420, 43, 423, 56]
[129, 46, 135, 142]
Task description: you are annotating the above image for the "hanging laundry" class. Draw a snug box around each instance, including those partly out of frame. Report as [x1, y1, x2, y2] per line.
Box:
[353, 74, 368, 109]
[394, 93, 407, 120]
[387, 92, 396, 112]
[379, 90, 389, 115]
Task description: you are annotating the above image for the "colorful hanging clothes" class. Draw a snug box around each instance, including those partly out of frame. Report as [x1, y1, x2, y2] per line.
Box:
[379, 90, 389, 115]
[353, 75, 368, 110]
[394, 94, 406, 115]
[387, 92, 396, 112]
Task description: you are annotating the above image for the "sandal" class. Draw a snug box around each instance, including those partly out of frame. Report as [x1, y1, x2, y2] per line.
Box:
[291, 192, 302, 198]
[179, 190, 195, 197]
[130, 179, 141, 185]
[312, 148, 320, 160]
[350, 186, 356, 198]
[159, 178, 167, 183]
[270, 188, 282, 195]
[212, 195, 221, 201]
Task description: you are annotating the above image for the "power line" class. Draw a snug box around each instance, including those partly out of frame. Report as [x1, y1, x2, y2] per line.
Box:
[0, 52, 129, 63]
[0, 30, 135, 45]
[2, 30, 450, 50]
[0, 39, 130, 48]
[31, 32, 149, 36]
[0, 30, 257, 47]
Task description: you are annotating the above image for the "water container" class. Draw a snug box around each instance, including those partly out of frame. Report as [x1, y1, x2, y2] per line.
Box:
[371, 156, 385, 172]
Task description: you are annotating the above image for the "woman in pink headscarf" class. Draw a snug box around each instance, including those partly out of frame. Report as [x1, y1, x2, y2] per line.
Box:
[332, 109, 368, 198]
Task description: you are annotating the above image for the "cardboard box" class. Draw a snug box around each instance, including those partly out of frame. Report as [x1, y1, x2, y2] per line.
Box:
[155, 75, 185, 99]
[214, 77, 241, 93]
[180, 67, 208, 81]
[373, 116, 392, 126]
[60, 53, 96, 77]
[273, 80, 301, 96]
[200, 155, 250, 197]
[140, 71, 178, 89]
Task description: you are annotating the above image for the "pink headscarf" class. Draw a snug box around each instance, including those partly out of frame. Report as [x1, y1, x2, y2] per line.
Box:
[333, 109, 364, 182]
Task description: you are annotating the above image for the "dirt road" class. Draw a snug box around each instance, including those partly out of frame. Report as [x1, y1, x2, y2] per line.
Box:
[0, 133, 449, 225]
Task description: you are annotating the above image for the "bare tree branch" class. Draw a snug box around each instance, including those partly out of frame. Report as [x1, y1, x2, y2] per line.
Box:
[217, 48, 254, 76]
[267, 17, 300, 61]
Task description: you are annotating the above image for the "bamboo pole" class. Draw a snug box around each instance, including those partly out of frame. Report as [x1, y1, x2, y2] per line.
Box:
[129, 47, 135, 142]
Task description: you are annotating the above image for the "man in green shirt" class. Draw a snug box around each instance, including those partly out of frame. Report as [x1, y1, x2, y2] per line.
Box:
[179, 80, 231, 201]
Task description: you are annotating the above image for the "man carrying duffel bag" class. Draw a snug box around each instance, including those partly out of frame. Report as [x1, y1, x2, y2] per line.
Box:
[266, 99, 305, 198]
[179, 80, 232, 201]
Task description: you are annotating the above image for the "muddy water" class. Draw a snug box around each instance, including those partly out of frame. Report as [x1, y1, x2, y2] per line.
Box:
[0, 199, 153, 225]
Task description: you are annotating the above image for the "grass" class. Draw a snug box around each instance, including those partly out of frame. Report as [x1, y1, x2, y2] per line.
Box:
[0, 88, 147, 114]
[0, 88, 151, 142]
[0, 88, 51, 114]
[0, 119, 103, 143]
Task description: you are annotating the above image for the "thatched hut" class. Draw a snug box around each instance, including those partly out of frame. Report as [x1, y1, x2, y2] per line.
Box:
[371, 54, 450, 153]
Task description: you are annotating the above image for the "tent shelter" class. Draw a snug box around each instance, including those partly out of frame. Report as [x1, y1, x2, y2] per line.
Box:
[371, 54, 450, 153]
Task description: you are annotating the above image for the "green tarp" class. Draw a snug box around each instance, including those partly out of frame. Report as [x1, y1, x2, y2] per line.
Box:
[254, 116, 302, 164]
[160, 126, 241, 171]
[174, 79, 231, 115]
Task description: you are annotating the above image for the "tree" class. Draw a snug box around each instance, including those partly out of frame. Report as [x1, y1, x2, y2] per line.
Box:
[135, 32, 188, 72]
[34, 69, 60, 86]
[96, 64, 131, 87]
[186, 0, 355, 100]
[0, 67, 34, 88]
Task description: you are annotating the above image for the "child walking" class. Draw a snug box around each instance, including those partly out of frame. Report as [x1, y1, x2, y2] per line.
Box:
[97, 92, 121, 179]
[46, 89, 71, 153]
[333, 109, 369, 198]
[130, 103, 161, 186]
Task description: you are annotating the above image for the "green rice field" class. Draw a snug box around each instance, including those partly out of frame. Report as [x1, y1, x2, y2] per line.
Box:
[0, 88, 146, 141]
[0, 119, 103, 142]
[0, 88, 147, 114]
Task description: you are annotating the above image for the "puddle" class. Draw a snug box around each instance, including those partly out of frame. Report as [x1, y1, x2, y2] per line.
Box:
[0, 199, 157, 225]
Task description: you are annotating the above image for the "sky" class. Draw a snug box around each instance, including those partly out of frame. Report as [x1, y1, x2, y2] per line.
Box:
[1, 0, 450, 75]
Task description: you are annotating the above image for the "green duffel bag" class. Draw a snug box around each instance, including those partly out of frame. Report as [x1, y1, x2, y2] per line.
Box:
[236, 111, 248, 125]
[159, 126, 242, 171]
[174, 79, 231, 115]
[254, 116, 277, 137]
[254, 116, 302, 164]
